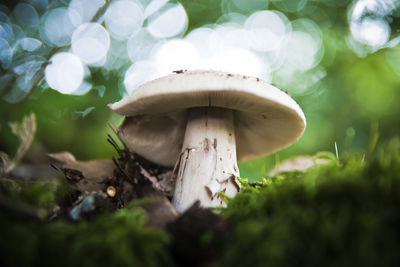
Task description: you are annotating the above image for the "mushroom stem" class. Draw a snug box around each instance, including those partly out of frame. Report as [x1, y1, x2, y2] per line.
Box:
[172, 107, 240, 212]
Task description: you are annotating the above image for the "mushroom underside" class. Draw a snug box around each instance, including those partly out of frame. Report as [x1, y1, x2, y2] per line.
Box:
[117, 105, 303, 167]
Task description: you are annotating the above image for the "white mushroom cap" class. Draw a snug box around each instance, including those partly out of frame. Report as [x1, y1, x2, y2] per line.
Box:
[109, 70, 306, 166]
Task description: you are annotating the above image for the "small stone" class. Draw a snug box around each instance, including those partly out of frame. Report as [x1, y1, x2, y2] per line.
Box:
[107, 186, 116, 197]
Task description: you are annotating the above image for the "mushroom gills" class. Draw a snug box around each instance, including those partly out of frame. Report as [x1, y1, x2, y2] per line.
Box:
[172, 107, 240, 212]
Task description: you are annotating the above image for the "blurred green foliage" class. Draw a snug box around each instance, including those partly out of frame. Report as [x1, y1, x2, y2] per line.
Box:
[0, 70, 124, 160]
[0, 178, 56, 209]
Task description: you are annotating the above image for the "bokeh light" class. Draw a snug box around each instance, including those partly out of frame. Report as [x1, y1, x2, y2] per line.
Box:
[3, 55, 46, 102]
[155, 39, 200, 75]
[120, 3, 326, 91]
[351, 17, 390, 47]
[11, 24, 25, 40]
[0, 23, 12, 41]
[25, 0, 48, 10]
[144, 0, 169, 18]
[0, 0, 334, 99]
[105, 0, 144, 40]
[185, 27, 223, 58]
[127, 28, 158, 62]
[0, 38, 12, 68]
[71, 23, 110, 64]
[41, 7, 77, 46]
[215, 23, 250, 49]
[72, 80, 93, 95]
[208, 47, 267, 79]
[45, 52, 84, 94]
[18, 37, 42, 52]
[147, 2, 188, 38]
[13, 3, 39, 28]
[124, 60, 158, 93]
[68, 0, 104, 26]
[349, 0, 397, 53]
[245, 10, 289, 52]
[284, 31, 320, 70]
[1, 0, 400, 180]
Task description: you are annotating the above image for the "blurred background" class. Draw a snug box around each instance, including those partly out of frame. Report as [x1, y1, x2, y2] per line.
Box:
[0, 0, 399, 180]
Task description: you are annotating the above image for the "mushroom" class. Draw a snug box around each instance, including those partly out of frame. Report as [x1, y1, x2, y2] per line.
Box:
[109, 70, 306, 212]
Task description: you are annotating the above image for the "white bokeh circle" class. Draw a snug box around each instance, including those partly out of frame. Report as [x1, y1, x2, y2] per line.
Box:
[45, 52, 84, 94]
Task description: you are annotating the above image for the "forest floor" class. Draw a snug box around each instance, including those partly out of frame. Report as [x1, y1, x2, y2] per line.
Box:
[2, 114, 400, 267]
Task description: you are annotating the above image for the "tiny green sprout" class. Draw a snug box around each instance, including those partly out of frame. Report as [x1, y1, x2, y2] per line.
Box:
[334, 141, 339, 160]
[236, 177, 248, 186]
[218, 191, 231, 202]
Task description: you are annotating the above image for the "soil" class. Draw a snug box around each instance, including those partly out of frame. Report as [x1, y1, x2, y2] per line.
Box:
[49, 137, 229, 266]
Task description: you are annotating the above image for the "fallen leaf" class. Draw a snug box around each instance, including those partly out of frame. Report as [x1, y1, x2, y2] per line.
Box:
[269, 155, 330, 176]
[0, 113, 36, 175]
[49, 134, 177, 225]
[48, 151, 115, 193]
[0, 152, 11, 175]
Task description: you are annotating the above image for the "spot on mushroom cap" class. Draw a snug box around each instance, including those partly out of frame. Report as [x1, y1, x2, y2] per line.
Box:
[109, 70, 306, 166]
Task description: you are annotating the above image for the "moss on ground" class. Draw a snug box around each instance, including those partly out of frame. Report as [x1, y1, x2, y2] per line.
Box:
[222, 138, 400, 267]
[0, 180, 172, 267]
[1, 138, 400, 266]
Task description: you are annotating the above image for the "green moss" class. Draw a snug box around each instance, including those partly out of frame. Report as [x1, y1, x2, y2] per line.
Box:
[2, 139, 400, 266]
[1, 206, 171, 267]
[0, 180, 172, 267]
[40, 208, 171, 267]
[0, 178, 56, 209]
[222, 138, 400, 267]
